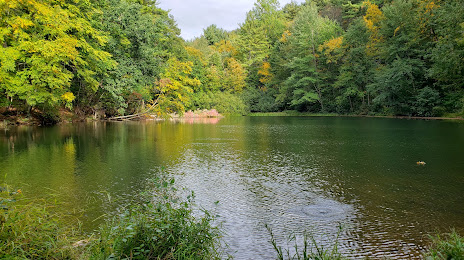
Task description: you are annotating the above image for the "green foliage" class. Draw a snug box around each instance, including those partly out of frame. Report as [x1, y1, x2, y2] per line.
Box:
[334, 18, 374, 113]
[282, 1, 302, 21]
[0, 186, 82, 259]
[236, 13, 270, 67]
[1, 0, 463, 120]
[203, 24, 228, 45]
[95, 0, 182, 116]
[277, 3, 341, 111]
[414, 86, 441, 117]
[153, 57, 200, 115]
[0, 0, 114, 109]
[251, 0, 287, 44]
[429, 0, 464, 113]
[370, 58, 425, 115]
[1, 178, 224, 260]
[368, 0, 435, 116]
[241, 0, 463, 117]
[87, 178, 222, 260]
[242, 87, 279, 112]
[425, 230, 464, 260]
[190, 91, 247, 115]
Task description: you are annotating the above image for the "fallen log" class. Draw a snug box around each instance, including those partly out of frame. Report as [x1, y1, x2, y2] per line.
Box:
[106, 97, 160, 121]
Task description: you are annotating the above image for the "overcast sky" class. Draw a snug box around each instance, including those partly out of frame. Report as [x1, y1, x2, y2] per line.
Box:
[157, 0, 305, 40]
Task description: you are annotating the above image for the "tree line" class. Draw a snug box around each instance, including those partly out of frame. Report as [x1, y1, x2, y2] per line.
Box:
[1, 0, 463, 121]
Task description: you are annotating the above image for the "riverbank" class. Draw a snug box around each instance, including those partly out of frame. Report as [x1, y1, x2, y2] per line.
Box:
[0, 108, 225, 127]
[1, 109, 463, 128]
[0, 178, 223, 259]
[247, 111, 464, 120]
[1, 181, 463, 259]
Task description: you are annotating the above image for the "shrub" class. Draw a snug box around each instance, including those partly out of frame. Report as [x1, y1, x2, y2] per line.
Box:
[86, 178, 223, 259]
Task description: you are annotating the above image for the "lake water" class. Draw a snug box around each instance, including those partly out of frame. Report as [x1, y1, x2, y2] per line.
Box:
[1, 117, 463, 259]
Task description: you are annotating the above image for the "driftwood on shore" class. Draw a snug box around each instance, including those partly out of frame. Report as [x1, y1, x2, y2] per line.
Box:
[106, 113, 147, 121]
[106, 97, 160, 121]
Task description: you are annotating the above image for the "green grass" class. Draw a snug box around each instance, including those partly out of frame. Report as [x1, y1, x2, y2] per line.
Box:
[267, 224, 346, 260]
[442, 112, 464, 119]
[3, 181, 464, 259]
[1, 178, 224, 260]
[267, 223, 464, 260]
[247, 111, 339, 117]
[86, 177, 223, 259]
[425, 230, 464, 260]
[0, 186, 82, 259]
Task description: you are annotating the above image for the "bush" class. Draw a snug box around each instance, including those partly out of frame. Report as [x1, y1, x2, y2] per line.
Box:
[86, 178, 223, 259]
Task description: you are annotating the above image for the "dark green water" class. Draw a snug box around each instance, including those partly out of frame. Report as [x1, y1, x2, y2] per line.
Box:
[1, 117, 463, 259]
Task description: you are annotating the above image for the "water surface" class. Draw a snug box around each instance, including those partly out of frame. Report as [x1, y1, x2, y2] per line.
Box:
[1, 117, 463, 259]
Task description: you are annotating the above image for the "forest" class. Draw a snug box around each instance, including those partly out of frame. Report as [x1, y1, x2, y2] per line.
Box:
[0, 0, 463, 122]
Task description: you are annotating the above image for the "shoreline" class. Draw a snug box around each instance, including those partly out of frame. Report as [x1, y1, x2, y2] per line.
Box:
[246, 111, 464, 121]
[1, 111, 463, 127]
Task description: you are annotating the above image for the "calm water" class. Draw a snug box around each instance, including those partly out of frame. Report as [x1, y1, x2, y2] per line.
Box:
[1, 117, 463, 259]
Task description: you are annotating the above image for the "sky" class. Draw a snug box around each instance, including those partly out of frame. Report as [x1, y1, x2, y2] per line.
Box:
[157, 0, 305, 40]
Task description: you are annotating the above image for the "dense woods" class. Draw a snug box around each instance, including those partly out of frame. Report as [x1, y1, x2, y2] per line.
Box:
[1, 0, 463, 122]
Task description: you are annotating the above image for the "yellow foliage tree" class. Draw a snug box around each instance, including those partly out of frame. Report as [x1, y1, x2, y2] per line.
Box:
[363, 1, 384, 55]
[0, 0, 113, 108]
[258, 61, 273, 85]
[185, 46, 207, 66]
[214, 40, 237, 56]
[223, 58, 246, 92]
[279, 30, 291, 43]
[417, 0, 440, 34]
[318, 36, 344, 64]
[154, 58, 200, 114]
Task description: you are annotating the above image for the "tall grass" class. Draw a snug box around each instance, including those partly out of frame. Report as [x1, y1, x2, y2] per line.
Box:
[86, 177, 223, 259]
[3, 180, 464, 259]
[1, 177, 223, 260]
[248, 111, 338, 117]
[0, 186, 82, 259]
[425, 230, 464, 260]
[266, 224, 346, 260]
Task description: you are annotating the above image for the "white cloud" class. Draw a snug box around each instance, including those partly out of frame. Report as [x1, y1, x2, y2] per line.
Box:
[157, 0, 304, 40]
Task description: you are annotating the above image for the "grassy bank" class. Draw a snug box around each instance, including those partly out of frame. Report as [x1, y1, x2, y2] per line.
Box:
[0, 178, 223, 259]
[2, 181, 464, 259]
[268, 225, 464, 260]
[247, 110, 464, 120]
[247, 111, 339, 117]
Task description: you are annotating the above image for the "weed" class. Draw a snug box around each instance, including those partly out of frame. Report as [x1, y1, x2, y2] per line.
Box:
[266, 224, 346, 260]
[86, 177, 223, 259]
[0, 185, 82, 259]
[425, 229, 464, 260]
[1, 177, 224, 260]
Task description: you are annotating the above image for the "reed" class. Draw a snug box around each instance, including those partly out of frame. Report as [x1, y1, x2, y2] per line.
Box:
[0, 186, 82, 259]
[266, 224, 346, 260]
[425, 229, 464, 260]
[86, 177, 223, 259]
